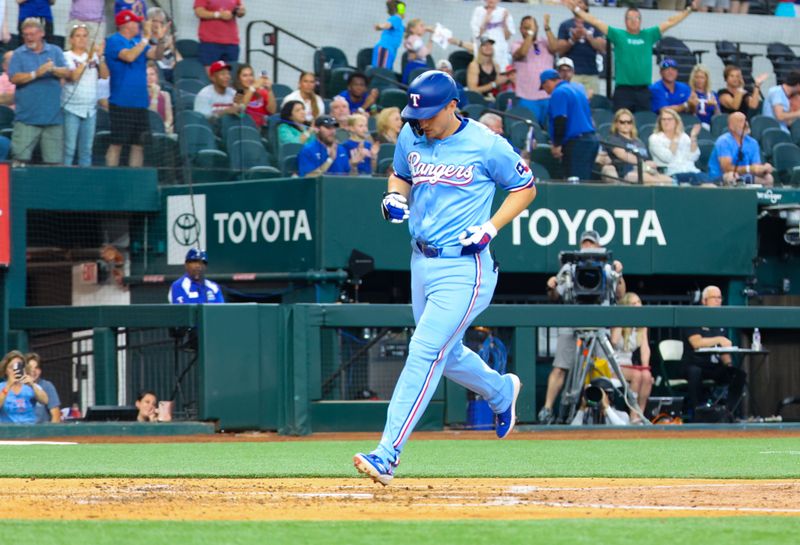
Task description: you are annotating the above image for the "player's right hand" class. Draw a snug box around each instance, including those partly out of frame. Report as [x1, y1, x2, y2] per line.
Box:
[381, 192, 409, 223]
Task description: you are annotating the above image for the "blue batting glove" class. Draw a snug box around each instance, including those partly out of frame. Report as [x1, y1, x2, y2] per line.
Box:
[381, 192, 410, 223]
[458, 221, 497, 255]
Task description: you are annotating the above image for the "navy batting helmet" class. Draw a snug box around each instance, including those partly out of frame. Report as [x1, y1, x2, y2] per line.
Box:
[185, 248, 208, 263]
[401, 70, 459, 120]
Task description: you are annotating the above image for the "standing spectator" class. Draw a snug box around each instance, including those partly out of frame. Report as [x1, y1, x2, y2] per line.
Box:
[717, 65, 766, 116]
[338, 72, 379, 114]
[467, 37, 508, 100]
[556, 57, 589, 98]
[193, 0, 245, 67]
[147, 6, 180, 83]
[556, 0, 606, 97]
[511, 15, 556, 125]
[564, 1, 691, 113]
[374, 105, 402, 144]
[0, 350, 48, 424]
[17, 0, 55, 42]
[761, 70, 800, 134]
[25, 353, 60, 423]
[63, 23, 108, 166]
[105, 10, 165, 167]
[687, 65, 717, 130]
[67, 0, 105, 49]
[9, 18, 70, 165]
[372, 0, 405, 70]
[541, 68, 598, 181]
[707, 111, 774, 186]
[649, 58, 692, 114]
[146, 61, 172, 133]
[193, 60, 237, 121]
[329, 95, 350, 127]
[281, 71, 323, 123]
[298, 114, 359, 177]
[232, 63, 277, 129]
[0, 51, 16, 107]
[401, 18, 433, 84]
[692, 0, 728, 12]
[277, 99, 312, 146]
[0, 1, 9, 45]
[470, 0, 514, 68]
[169, 248, 224, 304]
[342, 113, 375, 175]
[601, 108, 673, 184]
[649, 108, 708, 185]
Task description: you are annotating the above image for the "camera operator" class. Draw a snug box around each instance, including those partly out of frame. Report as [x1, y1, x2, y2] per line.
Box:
[569, 378, 629, 426]
[537, 229, 625, 424]
[0, 350, 49, 424]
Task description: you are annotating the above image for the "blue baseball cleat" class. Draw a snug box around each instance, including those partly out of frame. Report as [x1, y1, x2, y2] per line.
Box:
[495, 373, 521, 439]
[353, 453, 395, 486]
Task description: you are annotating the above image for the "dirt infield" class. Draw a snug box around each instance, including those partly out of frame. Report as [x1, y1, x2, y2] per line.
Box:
[1, 477, 798, 520]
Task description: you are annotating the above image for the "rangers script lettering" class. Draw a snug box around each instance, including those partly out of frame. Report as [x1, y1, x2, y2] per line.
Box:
[407, 152, 475, 185]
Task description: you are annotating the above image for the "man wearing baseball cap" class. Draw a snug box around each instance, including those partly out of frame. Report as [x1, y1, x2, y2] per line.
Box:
[169, 248, 224, 304]
[541, 68, 597, 181]
[297, 115, 356, 177]
[105, 10, 165, 167]
[649, 58, 692, 114]
[193, 60, 239, 121]
[556, 57, 590, 98]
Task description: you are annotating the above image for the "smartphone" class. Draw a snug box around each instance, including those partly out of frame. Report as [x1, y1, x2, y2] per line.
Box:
[11, 360, 24, 380]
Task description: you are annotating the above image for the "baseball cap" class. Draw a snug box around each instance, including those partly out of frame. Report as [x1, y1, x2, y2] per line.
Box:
[314, 114, 339, 128]
[539, 68, 560, 89]
[660, 58, 678, 70]
[209, 60, 231, 76]
[436, 59, 453, 72]
[479, 36, 495, 45]
[580, 230, 600, 245]
[115, 9, 143, 26]
[557, 57, 575, 70]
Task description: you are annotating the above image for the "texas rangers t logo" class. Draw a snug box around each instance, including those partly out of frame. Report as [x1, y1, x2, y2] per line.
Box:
[410, 93, 421, 107]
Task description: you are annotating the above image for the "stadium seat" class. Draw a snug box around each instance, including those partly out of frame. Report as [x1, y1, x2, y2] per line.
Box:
[175, 39, 200, 59]
[407, 66, 430, 84]
[174, 58, 208, 83]
[494, 90, 516, 111]
[749, 115, 781, 141]
[760, 128, 792, 161]
[272, 83, 292, 103]
[229, 140, 271, 173]
[711, 114, 729, 139]
[377, 143, 395, 166]
[313, 46, 351, 75]
[145, 133, 180, 184]
[529, 162, 550, 181]
[462, 103, 486, 120]
[176, 110, 211, 133]
[379, 88, 407, 110]
[365, 66, 399, 90]
[772, 142, 800, 185]
[0, 105, 14, 129]
[219, 114, 257, 140]
[530, 144, 563, 180]
[175, 78, 207, 96]
[453, 68, 467, 87]
[244, 166, 282, 180]
[175, 92, 197, 112]
[148, 110, 166, 134]
[191, 149, 230, 183]
[465, 89, 488, 106]
[715, 41, 758, 86]
[281, 153, 299, 177]
[180, 123, 218, 159]
[597, 122, 612, 138]
[510, 122, 533, 152]
[226, 125, 262, 150]
[589, 94, 613, 111]
[278, 142, 304, 164]
[327, 66, 355, 98]
[680, 113, 699, 131]
[634, 110, 658, 127]
[376, 156, 393, 175]
[448, 50, 474, 72]
[400, 51, 434, 75]
[656, 340, 686, 396]
[265, 113, 282, 156]
[592, 108, 614, 128]
[639, 123, 655, 144]
[792, 120, 800, 146]
[503, 106, 536, 135]
[766, 42, 800, 84]
[356, 47, 373, 72]
[695, 139, 715, 172]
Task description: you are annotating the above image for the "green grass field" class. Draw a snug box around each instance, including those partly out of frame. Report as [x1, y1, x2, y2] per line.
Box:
[1, 435, 798, 544]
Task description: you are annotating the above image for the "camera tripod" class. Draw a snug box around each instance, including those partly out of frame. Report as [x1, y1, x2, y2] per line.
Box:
[556, 328, 649, 425]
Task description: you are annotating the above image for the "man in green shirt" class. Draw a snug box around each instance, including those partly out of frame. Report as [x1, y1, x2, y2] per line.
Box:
[563, 1, 692, 112]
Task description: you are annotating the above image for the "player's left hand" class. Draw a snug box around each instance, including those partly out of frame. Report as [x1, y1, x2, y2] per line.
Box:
[458, 221, 497, 255]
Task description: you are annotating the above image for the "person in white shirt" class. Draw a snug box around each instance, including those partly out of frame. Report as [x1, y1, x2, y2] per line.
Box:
[470, 0, 514, 68]
[281, 71, 324, 123]
[193, 60, 238, 120]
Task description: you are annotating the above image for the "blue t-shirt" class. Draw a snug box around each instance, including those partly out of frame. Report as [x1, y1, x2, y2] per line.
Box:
[19, 0, 53, 20]
[694, 91, 717, 127]
[548, 80, 595, 145]
[762, 84, 791, 133]
[337, 90, 366, 114]
[708, 132, 761, 179]
[106, 32, 150, 108]
[342, 139, 373, 175]
[377, 14, 404, 52]
[392, 118, 534, 248]
[557, 19, 604, 76]
[649, 79, 691, 114]
[8, 43, 66, 125]
[34, 378, 60, 424]
[168, 274, 225, 304]
[0, 382, 38, 424]
[297, 138, 351, 176]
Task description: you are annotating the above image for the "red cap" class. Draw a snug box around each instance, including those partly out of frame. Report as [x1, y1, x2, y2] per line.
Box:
[115, 10, 143, 26]
[209, 60, 231, 76]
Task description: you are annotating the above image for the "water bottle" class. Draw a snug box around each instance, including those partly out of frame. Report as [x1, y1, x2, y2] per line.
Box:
[752, 328, 762, 351]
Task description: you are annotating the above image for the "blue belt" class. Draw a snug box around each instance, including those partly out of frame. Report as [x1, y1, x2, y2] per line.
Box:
[413, 240, 466, 258]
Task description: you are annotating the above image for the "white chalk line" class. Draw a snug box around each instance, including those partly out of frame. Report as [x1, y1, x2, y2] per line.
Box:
[0, 441, 78, 446]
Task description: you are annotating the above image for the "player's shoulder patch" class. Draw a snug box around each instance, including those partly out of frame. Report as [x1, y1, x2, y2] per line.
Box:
[515, 160, 531, 177]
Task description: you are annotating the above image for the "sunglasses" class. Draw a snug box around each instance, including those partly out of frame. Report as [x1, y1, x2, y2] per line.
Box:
[618, 119, 633, 124]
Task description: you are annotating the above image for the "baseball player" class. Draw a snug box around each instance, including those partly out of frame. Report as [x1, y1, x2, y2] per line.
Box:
[353, 70, 537, 486]
[168, 248, 225, 304]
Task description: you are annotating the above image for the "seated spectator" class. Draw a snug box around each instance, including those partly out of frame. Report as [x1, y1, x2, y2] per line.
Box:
[649, 58, 691, 114]
[682, 285, 747, 420]
[717, 65, 766, 116]
[147, 6, 181, 83]
[401, 18, 433, 84]
[338, 72, 379, 114]
[298, 115, 359, 177]
[342, 113, 375, 175]
[63, 23, 108, 166]
[0, 350, 48, 424]
[372, 0, 405, 70]
[374, 105, 402, 144]
[556, 57, 590, 98]
[67, 0, 106, 50]
[649, 109, 709, 185]
[9, 18, 71, 165]
[25, 353, 61, 423]
[511, 15, 556, 124]
[17, 0, 54, 41]
[602, 108, 673, 185]
[687, 65, 717, 130]
[281, 71, 324, 123]
[193, 60, 238, 121]
[435, 59, 468, 109]
[609, 292, 653, 424]
[329, 95, 350, 127]
[193, 0, 245, 68]
[135, 390, 158, 422]
[233, 63, 277, 129]
[708, 111, 774, 186]
[761, 70, 800, 134]
[467, 36, 508, 100]
[277, 99, 312, 146]
[479, 111, 529, 161]
[147, 61, 173, 134]
[0, 51, 16, 108]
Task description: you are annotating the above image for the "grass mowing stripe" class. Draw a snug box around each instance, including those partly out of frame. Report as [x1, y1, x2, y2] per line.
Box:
[2, 518, 800, 545]
[0, 437, 798, 478]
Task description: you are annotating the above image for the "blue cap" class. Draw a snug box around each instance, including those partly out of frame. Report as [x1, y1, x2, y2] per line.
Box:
[185, 248, 208, 263]
[660, 58, 678, 70]
[539, 69, 560, 89]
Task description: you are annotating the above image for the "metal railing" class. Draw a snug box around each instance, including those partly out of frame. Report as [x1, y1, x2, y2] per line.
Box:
[245, 20, 319, 87]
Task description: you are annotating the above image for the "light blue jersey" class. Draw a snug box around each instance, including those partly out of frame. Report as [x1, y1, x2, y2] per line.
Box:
[393, 118, 534, 248]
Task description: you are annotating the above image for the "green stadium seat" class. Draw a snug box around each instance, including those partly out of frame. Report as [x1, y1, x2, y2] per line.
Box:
[281, 154, 298, 177]
[378, 88, 407, 110]
[228, 140, 271, 174]
[174, 58, 208, 83]
[465, 89, 488, 106]
[175, 78, 207, 96]
[365, 66, 399, 90]
[634, 110, 658, 127]
[179, 123, 218, 159]
[772, 142, 800, 184]
[592, 108, 614, 128]
[510, 122, 533, 152]
[191, 149, 230, 183]
[272, 83, 292, 103]
[148, 110, 166, 134]
[760, 128, 792, 161]
[448, 50, 474, 72]
[711, 114, 729, 138]
[749, 115, 781, 141]
[356, 47, 373, 72]
[244, 166, 282, 180]
[494, 90, 516, 111]
[327, 67, 355, 98]
[462, 103, 486, 120]
[589, 94, 613, 110]
[695, 139, 715, 172]
[530, 144, 563, 180]
[176, 110, 211, 133]
[226, 125, 262, 151]
[529, 162, 551, 181]
[175, 39, 199, 59]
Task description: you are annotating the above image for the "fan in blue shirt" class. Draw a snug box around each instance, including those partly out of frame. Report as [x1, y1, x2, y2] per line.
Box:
[298, 115, 355, 177]
[649, 58, 691, 114]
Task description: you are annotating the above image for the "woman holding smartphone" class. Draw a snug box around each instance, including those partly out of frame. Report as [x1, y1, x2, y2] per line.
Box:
[233, 63, 277, 129]
[0, 350, 48, 424]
